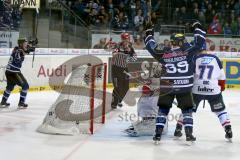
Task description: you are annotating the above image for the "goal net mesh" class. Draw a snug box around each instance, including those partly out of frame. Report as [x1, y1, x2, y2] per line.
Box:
[37, 63, 107, 135]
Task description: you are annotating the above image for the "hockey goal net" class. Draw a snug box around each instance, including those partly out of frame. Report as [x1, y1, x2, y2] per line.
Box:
[37, 63, 107, 135]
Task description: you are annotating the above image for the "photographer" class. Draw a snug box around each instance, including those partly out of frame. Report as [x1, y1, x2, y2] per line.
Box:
[0, 38, 36, 108]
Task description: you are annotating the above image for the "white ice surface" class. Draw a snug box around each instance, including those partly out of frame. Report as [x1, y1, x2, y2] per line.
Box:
[0, 90, 240, 160]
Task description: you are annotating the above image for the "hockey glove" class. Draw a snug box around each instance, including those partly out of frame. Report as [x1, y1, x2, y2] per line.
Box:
[191, 20, 203, 30]
[144, 21, 154, 37]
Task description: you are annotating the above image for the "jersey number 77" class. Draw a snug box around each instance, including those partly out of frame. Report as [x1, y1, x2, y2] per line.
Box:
[198, 65, 213, 79]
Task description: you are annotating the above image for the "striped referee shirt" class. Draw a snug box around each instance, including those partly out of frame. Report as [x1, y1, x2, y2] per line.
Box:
[111, 42, 137, 68]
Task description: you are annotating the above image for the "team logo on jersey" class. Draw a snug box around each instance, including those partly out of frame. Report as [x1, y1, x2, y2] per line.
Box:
[201, 57, 214, 64]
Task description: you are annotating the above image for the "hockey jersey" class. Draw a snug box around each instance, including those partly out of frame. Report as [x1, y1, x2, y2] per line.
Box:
[144, 27, 206, 93]
[145, 40, 196, 93]
[192, 54, 225, 95]
[186, 28, 207, 53]
[6, 47, 25, 73]
[111, 41, 137, 68]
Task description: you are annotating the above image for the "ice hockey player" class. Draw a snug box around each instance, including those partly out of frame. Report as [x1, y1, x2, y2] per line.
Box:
[0, 38, 36, 109]
[144, 21, 205, 144]
[174, 40, 233, 141]
[124, 79, 168, 137]
[111, 32, 137, 109]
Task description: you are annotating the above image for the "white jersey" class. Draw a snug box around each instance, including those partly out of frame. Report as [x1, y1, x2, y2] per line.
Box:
[192, 54, 225, 95]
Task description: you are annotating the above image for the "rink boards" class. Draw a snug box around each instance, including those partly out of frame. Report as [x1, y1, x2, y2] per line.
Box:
[0, 49, 240, 94]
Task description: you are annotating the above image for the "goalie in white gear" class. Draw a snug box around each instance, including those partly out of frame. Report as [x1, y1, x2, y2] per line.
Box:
[124, 79, 168, 137]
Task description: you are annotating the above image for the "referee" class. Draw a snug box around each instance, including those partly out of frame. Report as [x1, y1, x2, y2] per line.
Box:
[111, 32, 137, 109]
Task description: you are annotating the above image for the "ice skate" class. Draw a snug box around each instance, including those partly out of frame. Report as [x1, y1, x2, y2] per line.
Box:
[174, 124, 183, 139]
[18, 102, 28, 109]
[185, 128, 196, 145]
[153, 134, 161, 145]
[0, 100, 10, 108]
[153, 128, 163, 145]
[123, 125, 137, 136]
[225, 125, 233, 142]
[117, 103, 123, 107]
[111, 102, 117, 110]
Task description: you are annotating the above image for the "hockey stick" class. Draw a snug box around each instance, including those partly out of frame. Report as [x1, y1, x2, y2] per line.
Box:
[123, 70, 172, 89]
[203, 99, 206, 109]
[123, 70, 177, 106]
[32, 7, 39, 68]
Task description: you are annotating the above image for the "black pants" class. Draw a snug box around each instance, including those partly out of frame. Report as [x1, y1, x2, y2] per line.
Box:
[111, 65, 129, 106]
[157, 92, 194, 110]
[5, 71, 29, 90]
[193, 93, 226, 112]
[1, 71, 29, 103]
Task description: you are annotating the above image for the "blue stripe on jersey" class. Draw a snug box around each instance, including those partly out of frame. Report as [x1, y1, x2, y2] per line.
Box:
[145, 37, 157, 50]
[144, 35, 154, 43]
[194, 28, 206, 50]
[145, 36, 158, 56]
[195, 28, 206, 36]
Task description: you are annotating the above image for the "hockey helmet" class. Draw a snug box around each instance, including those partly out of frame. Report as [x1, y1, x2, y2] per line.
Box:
[121, 32, 130, 41]
[18, 38, 28, 45]
[170, 33, 185, 46]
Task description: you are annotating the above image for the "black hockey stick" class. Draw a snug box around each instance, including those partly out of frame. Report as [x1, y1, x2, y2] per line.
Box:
[203, 99, 206, 109]
[123, 70, 172, 89]
[32, 8, 39, 68]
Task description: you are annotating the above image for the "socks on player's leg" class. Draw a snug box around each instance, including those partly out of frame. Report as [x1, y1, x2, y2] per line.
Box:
[174, 114, 183, 137]
[215, 110, 233, 140]
[153, 113, 166, 141]
[0, 90, 11, 107]
[182, 110, 196, 142]
[18, 90, 28, 108]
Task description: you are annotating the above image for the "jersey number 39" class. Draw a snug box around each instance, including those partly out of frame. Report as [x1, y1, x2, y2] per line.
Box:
[165, 61, 189, 73]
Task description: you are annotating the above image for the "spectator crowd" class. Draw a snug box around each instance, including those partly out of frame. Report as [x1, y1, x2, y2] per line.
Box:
[3, 0, 240, 36]
[172, 0, 240, 36]
[0, 0, 22, 30]
[64, 0, 240, 37]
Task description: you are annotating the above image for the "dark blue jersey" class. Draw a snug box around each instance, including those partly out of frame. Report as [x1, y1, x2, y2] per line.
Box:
[186, 28, 206, 53]
[6, 47, 25, 73]
[144, 29, 205, 93]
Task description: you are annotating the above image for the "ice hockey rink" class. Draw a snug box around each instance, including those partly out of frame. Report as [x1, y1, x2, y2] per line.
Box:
[0, 89, 240, 160]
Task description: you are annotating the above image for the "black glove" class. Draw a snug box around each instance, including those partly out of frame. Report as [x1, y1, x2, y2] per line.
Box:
[144, 21, 154, 37]
[191, 20, 203, 30]
[29, 38, 38, 46]
[26, 45, 36, 53]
